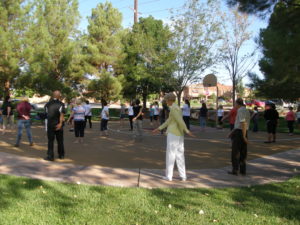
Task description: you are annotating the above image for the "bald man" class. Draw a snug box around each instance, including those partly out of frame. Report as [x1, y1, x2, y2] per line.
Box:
[44, 91, 65, 161]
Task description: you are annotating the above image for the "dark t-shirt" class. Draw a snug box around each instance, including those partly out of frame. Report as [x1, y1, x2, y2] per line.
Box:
[199, 107, 208, 117]
[45, 99, 66, 128]
[160, 105, 169, 119]
[264, 109, 279, 122]
[133, 105, 143, 120]
[1, 101, 13, 115]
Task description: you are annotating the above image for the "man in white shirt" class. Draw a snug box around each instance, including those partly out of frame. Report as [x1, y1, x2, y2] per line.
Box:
[228, 98, 250, 176]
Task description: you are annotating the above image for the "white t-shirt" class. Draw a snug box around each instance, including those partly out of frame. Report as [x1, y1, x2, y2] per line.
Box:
[217, 109, 224, 117]
[296, 111, 300, 119]
[128, 106, 134, 116]
[153, 105, 159, 116]
[182, 104, 191, 117]
[84, 104, 92, 116]
[101, 106, 109, 120]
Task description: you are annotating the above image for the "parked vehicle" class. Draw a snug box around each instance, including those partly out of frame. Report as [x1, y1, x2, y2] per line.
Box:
[245, 100, 265, 108]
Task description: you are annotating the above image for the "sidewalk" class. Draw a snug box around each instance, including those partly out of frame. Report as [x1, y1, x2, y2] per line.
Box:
[0, 149, 299, 188]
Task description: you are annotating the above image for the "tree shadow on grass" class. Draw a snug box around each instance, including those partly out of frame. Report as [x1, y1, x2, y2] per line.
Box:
[0, 174, 83, 219]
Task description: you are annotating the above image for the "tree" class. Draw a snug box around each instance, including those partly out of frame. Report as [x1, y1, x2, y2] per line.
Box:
[84, 2, 125, 103]
[87, 71, 122, 102]
[122, 16, 175, 107]
[219, 8, 256, 105]
[226, 0, 300, 17]
[170, 0, 221, 105]
[248, 1, 300, 101]
[21, 0, 82, 97]
[0, 0, 29, 97]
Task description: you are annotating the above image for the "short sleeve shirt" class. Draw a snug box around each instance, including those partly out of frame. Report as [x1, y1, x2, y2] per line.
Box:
[101, 106, 109, 120]
[84, 104, 92, 116]
[182, 104, 191, 117]
[73, 106, 86, 121]
[45, 99, 66, 128]
[234, 106, 250, 130]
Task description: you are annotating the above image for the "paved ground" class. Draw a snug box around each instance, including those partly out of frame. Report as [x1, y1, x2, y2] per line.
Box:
[0, 121, 299, 188]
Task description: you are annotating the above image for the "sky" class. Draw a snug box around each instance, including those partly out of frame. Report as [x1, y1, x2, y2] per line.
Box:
[77, 0, 269, 85]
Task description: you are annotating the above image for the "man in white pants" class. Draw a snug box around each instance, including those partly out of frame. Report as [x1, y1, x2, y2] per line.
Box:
[153, 93, 194, 181]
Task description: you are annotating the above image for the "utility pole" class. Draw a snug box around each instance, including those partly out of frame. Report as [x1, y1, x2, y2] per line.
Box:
[134, 0, 138, 23]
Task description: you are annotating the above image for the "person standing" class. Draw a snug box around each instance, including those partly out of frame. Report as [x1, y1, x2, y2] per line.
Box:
[264, 103, 279, 143]
[217, 105, 224, 129]
[100, 100, 109, 136]
[1, 96, 14, 134]
[160, 100, 169, 134]
[133, 99, 143, 141]
[153, 93, 194, 181]
[199, 102, 208, 131]
[84, 100, 92, 129]
[68, 99, 86, 143]
[128, 102, 134, 131]
[119, 103, 126, 128]
[15, 97, 33, 147]
[44, 91, 65, 161]
[182, 99, 191, 130]
[149, 104, 154, 126]
[285, 107, 296, 136]
[222, 106, 238, 131]
[251, 106, 259, 132]
[227, 98, 250, 176]
[153, 102, 160, 127]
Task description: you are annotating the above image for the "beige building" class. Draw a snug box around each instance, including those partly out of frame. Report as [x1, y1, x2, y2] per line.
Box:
[183, 83, 251, 100]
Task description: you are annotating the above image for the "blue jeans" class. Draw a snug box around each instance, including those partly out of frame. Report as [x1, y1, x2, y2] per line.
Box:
[199, 117, 206, 128]
[16, 120, 33, 145]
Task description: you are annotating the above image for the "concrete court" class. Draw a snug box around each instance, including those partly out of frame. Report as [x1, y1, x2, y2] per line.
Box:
[0, 120, 299, 188]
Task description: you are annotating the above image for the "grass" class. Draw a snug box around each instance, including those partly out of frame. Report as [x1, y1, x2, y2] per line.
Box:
[0, 174, 299, 225]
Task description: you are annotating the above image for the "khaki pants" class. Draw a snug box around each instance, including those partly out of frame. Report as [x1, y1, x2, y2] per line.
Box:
[133, 120, 143, 140]
[3, 115, 14, 129]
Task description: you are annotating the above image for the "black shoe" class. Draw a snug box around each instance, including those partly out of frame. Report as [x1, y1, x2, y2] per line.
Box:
[227, 171, 238, 176]
[44, 157, 54, 161]
[14, 144, 19, 147]
[58, 155, 64, 159]
[240, 172, 246, 176]
[264, 141, 272, 143]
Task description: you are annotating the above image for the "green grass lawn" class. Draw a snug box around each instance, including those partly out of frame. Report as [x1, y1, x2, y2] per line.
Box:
[0, 174, 299, 225]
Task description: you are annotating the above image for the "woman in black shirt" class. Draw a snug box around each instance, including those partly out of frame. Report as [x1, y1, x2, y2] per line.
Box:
[1, 96, 14, 134]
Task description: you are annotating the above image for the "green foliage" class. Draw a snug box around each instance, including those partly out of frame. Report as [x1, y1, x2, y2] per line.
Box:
[249, 2, 300, 101]
[85, 1, 124, 74]
[87, 71, 122, 102]
[21, 0, 82, 97]
[122, 16, 175, 106]
[0, 0, 29, 97]
[170, 0, 221, 104]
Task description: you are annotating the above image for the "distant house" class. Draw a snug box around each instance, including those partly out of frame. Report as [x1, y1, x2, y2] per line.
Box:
[183, 83, 250, 100]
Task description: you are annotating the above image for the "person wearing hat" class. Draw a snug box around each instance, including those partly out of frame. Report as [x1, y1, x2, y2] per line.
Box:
[15, 96, 33, 147]
[227, 98, 250, 176]
[153, 93, 194, 181]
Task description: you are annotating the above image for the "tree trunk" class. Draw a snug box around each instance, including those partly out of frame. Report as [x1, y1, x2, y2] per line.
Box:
[176, 91, 182, 106]
[232, 79, 236, 107]
[142, 93, 147, 109]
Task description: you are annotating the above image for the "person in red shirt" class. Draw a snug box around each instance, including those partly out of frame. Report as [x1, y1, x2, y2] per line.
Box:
[222, 106, 238, 130]
[15, 97, 33, 147]
[285, 107, 296, 136]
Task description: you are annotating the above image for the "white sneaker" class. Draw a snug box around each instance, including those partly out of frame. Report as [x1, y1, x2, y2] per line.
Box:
[162, 176, 172, 181]
[181, 177, 187, 182]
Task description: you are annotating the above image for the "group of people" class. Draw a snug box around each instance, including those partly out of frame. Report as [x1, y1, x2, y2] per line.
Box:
[2, 90, 300, 181]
